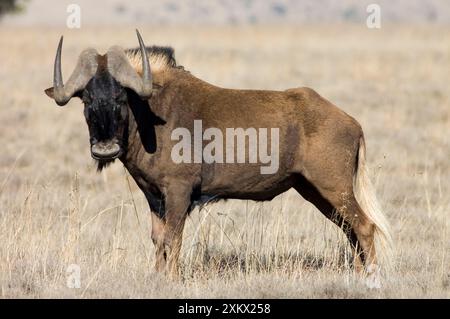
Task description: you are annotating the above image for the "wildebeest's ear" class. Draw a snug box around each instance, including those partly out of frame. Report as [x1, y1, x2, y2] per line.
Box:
[44, 87, 55, 99]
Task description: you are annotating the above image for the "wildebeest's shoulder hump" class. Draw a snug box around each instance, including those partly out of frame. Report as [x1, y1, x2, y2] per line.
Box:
[125, 45, 180, 74]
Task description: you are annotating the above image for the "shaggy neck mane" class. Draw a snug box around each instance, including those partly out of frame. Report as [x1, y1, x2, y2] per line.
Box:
[125, 46, 179, 74]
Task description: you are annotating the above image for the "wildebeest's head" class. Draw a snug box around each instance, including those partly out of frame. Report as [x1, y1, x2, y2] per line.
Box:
[45, 30, 152, 168]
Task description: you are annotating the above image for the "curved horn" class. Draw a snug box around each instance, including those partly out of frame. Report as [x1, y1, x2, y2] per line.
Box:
[54, 36, 64, 89]
[51, 37, 99, 106]
[53, 36, 67, 105]
[106, 31, 153, 99]
[136, 29, 152, 97]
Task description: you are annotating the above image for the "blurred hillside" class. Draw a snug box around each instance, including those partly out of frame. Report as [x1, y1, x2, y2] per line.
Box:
[2, 0, 450, 26]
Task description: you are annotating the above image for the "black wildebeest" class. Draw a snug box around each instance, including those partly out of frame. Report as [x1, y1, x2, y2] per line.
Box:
[45, 30, 392, 279]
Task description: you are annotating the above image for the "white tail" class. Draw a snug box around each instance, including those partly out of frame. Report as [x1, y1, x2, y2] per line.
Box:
[354, 136, 393, 269]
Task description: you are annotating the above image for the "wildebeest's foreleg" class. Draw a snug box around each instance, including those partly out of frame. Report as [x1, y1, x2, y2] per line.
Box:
[144, 192, 167, 272]
[151, 212, 166, 272]
[161, 184, 191, 278]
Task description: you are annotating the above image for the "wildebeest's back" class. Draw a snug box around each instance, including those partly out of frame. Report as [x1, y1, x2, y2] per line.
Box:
[152, 70, 362, 199]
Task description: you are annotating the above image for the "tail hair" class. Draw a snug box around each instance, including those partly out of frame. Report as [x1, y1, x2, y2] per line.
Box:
[354, 136, 394, 269]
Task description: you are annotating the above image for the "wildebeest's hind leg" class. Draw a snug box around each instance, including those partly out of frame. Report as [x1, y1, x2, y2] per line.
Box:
[292, 131, 393, 280]
[293, 175, 370, 272]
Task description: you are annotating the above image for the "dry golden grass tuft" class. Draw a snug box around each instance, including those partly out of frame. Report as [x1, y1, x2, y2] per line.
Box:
[0, 25, 449, 298]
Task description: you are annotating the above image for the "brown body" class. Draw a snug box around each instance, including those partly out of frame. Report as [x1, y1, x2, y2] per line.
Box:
[123, 66, 391, 276]
[45, 32, 391, 280]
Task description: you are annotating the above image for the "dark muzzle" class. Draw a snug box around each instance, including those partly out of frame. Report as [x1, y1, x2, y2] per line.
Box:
[91, 141, 121, 160]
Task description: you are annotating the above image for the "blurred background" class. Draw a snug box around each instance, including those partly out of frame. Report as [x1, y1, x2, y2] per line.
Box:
[2, 0, 450, 26]
[0, 0, 448, 298]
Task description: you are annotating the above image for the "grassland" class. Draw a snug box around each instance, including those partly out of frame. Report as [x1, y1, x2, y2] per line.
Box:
[0, 25, 448, 298]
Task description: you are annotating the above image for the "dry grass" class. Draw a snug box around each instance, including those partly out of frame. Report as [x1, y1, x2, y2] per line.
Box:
[0, 25, 449, 298]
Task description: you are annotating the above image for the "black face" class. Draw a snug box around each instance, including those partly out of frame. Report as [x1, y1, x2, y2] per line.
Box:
[81, 70, 128, 167]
